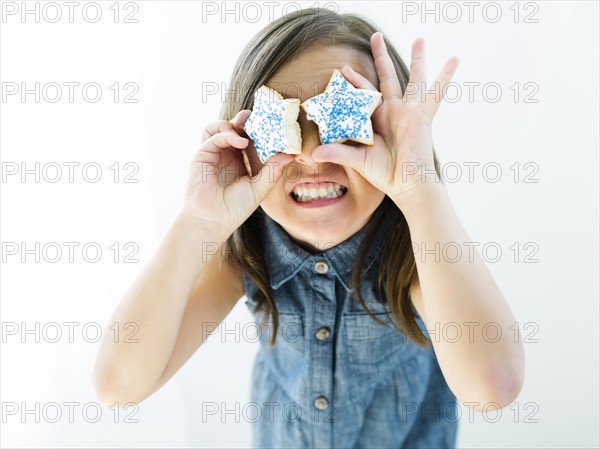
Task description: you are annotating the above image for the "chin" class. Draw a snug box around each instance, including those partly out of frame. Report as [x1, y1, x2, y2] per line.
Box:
[296, 222, 351, 243]
[284, 213, 366, 248]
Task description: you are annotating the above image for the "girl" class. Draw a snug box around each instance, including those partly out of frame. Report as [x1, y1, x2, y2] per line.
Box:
[93, 8, 524, 449]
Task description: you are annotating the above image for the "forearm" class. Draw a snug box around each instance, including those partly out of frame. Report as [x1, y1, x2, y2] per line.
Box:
[93, 212, 232, 403]
[395, 182, 525, 408]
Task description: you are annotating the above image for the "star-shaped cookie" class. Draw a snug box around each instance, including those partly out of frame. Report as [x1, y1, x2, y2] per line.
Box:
[301, 69, 382, 145]
[243, 86, 302, 163]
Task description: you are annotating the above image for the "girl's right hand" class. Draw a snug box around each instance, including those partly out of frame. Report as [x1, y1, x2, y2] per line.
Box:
[180, 110, 296, 234]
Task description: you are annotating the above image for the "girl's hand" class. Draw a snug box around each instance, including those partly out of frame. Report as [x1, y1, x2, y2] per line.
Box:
[180, 110, 295, 233]
[311, 32, 460, 209]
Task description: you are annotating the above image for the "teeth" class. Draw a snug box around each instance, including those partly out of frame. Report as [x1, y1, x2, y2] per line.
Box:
[292, 182, 346, 203]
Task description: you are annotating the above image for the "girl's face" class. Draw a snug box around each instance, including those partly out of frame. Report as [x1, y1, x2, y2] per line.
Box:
[259, 45, 386, 253]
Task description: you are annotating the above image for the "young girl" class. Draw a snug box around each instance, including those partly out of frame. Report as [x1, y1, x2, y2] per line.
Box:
[93, 8, 524, 449]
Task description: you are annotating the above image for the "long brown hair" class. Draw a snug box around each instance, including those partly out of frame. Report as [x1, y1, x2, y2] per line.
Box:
[220, 8, 443, 348]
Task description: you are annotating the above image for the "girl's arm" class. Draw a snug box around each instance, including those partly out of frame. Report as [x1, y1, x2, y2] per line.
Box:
[93, 111, 295, 406]
[92, 213, 243, 405]
[403, 182, 525, 410]
[308, 33, 524, 408]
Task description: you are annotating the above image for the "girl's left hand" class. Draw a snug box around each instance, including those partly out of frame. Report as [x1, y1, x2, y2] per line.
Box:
[311, 32, 460, 208]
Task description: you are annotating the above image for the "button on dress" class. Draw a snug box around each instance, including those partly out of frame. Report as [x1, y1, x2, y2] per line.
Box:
[242, 209, 459, 448]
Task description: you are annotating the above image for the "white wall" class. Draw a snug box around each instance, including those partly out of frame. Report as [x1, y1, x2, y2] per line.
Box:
[1, 1, 598, 447]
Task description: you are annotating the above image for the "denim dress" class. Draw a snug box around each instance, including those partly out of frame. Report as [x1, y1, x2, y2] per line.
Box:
[242, 209, 459, 449]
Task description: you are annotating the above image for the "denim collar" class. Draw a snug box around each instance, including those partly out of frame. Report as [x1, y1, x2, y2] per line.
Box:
[258, 207, 393, 292]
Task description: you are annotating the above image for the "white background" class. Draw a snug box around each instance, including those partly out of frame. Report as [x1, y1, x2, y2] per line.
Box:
[1, 1, 598, 447]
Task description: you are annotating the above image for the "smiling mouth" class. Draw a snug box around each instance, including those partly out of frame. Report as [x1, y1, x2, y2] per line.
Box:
[290, 182, 348, 203]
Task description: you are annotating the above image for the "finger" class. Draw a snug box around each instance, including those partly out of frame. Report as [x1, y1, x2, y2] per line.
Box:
[201, 131, 249, 155]
[230, 109, 251, 136]
[371, 32, 403, 100]
[247, 152, 296, 201]
[408, 37, 427, 86]
[240, 144, 252, 177]
[201, 120, 236, 143]
[406, 37, 428, 105]
[201, 110, 252, 144]
[341, 65, 378, 92]
[424, 56, 460, 119]
[311, 142, 367, 174]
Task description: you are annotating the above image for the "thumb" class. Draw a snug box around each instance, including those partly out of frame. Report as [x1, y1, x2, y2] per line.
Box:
[250, 152, 296, 201]
[311, 143, 366, 172]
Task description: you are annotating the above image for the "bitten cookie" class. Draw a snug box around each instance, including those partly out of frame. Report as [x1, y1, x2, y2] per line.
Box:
[301, 69, 382, 145]
[243, 86, 302, 163]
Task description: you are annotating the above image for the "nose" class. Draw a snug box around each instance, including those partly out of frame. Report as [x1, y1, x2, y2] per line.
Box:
[294, 109, 321, 167]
